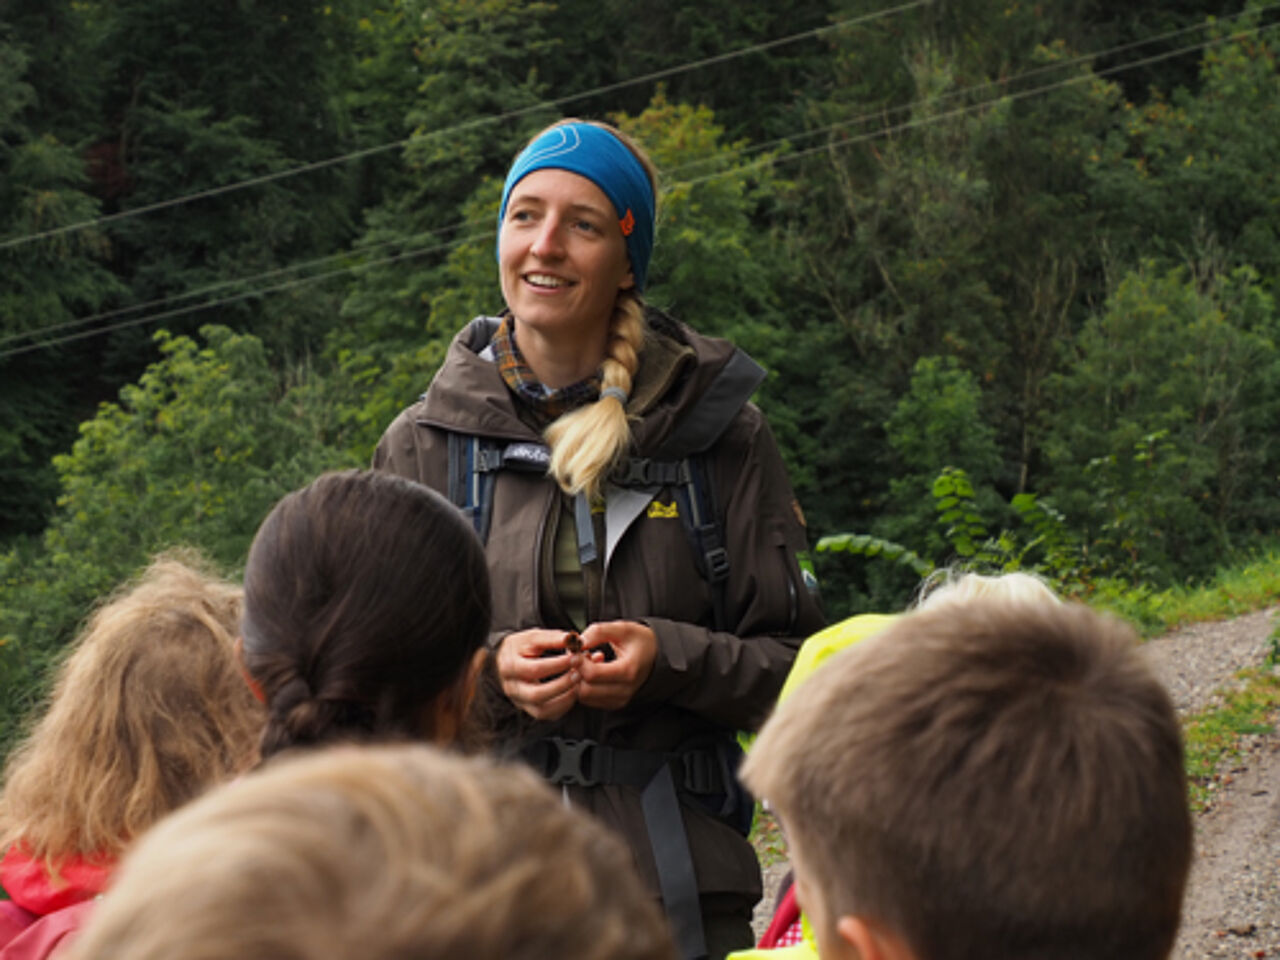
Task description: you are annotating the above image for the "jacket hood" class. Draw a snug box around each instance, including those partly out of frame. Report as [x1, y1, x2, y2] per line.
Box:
[0, 848, 110, 917]
[413, 309, 759, 457]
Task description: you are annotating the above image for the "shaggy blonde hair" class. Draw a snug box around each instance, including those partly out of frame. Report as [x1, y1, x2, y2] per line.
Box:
[69, 744, 677, 960]
[0, 552, 264, 871]
[540, 119, 659, 498]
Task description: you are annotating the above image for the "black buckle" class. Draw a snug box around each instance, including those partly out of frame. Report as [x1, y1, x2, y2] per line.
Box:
[703, 545, 730, 583]
[612, 459, 689, 487]
[680, 749, 720, 795]
[474, 446, 505, 472]
[546, 737, 599, 787]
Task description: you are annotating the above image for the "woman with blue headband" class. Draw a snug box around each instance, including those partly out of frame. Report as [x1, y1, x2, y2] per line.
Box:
[374, 119, 824, 960]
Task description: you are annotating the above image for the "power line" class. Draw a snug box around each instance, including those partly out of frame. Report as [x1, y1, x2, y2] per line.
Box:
[673, 1, 1280, 178]
[4, 8, 1265, 352]
[683, 20, 1280, 187]
[0, 232, 495, 359]
[0, 0, 930, 253]
[3, 18, 1273, 361]
[0, 217, 477, 348]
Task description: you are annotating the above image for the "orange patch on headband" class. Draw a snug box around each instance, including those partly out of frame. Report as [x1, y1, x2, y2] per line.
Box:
[619, 208, 636, 236]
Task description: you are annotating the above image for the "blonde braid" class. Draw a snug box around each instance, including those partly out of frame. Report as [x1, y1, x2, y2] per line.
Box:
[544, 292, 646, 497]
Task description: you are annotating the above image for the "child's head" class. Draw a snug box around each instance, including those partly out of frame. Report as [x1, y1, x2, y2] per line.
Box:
[240, 469, 492, 757]
[742, 596, 1191, 960]
[0, 553, 263, 867]
[68, 744, 677, 960]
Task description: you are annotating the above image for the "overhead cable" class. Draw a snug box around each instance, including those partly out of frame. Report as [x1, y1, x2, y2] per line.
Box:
[0, 0, 930, 252]
[3, 17, 1273, 360]
[5, 9, 1266, 351]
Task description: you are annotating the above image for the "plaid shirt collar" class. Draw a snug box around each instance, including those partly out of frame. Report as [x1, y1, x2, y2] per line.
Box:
[491, 316, 602, 421]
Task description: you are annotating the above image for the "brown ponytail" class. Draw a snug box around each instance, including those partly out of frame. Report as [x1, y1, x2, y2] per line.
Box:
[242, 470, 491, 760]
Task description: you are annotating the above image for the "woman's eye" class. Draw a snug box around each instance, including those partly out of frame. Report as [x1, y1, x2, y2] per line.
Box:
[574, 219, 598, 233]
[510, 210, 533, 222]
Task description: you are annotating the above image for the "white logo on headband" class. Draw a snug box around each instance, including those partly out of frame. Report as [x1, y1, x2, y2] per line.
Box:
[522, 125, 583, 164]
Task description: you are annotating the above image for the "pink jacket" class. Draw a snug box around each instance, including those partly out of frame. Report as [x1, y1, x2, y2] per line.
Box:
[0, 847, 111, 960]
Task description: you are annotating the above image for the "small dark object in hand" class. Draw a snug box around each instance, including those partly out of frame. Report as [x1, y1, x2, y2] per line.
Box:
[537, 633, 615, 682]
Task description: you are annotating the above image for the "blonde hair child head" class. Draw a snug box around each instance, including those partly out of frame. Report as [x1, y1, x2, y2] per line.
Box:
[0, 552, 264, 871]
[69, 744, 677, 960]
[915, 569, 1063, 613]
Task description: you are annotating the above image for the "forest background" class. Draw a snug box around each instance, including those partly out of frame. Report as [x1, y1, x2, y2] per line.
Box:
[3, 0, 1280, 751]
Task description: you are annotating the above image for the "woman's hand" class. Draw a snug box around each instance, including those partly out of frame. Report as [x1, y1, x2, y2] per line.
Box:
[494, 628, 583, 721]
[576, 620, 657, 710]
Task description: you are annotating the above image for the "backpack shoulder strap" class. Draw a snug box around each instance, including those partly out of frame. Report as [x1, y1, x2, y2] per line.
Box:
[446, 433, 549, 544]
[612, 349, 765, 632]
[672, 454, 730, 632]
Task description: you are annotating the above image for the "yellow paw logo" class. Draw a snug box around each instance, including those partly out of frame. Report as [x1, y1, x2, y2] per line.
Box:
[647, 501, 679, 519]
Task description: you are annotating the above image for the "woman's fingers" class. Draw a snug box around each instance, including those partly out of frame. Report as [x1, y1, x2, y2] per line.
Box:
[507, 667, 581, 720]
[577, 620, 656, 709]
[495, 628, 582, 718]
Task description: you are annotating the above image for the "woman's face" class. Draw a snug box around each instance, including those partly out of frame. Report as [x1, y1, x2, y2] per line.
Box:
[498, 168, 634, 350]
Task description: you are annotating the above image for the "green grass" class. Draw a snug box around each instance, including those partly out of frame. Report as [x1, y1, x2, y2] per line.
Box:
[1181, 667, 1280, 812]
[748, 804, 788, 867]
[1071, 549, 1280, 637]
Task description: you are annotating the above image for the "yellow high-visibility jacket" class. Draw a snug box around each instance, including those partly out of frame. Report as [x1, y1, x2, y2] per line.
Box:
[732, 613, 899, 959]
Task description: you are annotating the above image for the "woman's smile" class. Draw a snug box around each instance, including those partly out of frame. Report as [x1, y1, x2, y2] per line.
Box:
[523, 272, 573, 290]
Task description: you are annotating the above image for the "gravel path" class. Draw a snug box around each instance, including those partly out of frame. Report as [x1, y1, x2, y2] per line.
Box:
[1145, 606, 1280, 960]
[751, 606, 1280, 950]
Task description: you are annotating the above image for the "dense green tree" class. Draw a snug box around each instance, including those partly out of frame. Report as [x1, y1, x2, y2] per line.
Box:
[335, 0, 559, 376]
[754, 0, 1261, 614]
[1044, 262, 1280, 581]
[0, 34, 124, 537]
[1090, 11, 1280, 283]
[0, 0, 106, 143]
[0, 325, 352, 746]
[92, 0, 369, 372]
[879, 356, 1003, 550]
[544, 0, 837, 142]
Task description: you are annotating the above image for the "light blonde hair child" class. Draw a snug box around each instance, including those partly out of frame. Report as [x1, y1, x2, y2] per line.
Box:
[915, 568, 1062, 612]
[69, 744, 677, 960]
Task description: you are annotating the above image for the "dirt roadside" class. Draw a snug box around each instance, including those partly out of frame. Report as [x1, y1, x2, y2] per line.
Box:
[1175, 732, 1280, 959]
[751, 607, 1280, 953]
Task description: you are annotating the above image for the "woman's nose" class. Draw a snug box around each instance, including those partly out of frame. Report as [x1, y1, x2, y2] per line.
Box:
[530, 216, 565, 260]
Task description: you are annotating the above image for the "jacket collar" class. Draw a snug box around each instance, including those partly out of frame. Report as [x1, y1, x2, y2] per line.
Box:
[0, 847, 111, 917]
[413, 309, 754, 457]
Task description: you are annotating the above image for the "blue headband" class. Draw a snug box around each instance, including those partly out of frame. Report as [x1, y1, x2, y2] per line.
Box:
[497, 123, 656, 292]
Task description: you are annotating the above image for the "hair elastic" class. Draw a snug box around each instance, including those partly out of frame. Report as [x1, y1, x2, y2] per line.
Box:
[600, 386, 628, 405]
[498, 123, 656, 291]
